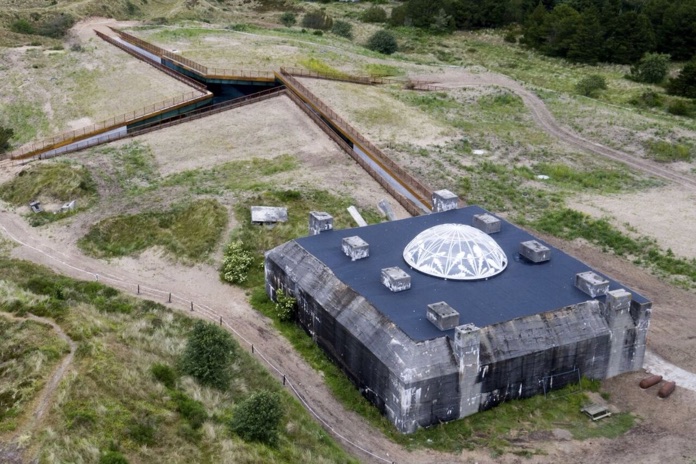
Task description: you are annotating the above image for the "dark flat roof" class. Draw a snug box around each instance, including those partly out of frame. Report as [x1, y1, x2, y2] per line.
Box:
[295, 206, 649, 342]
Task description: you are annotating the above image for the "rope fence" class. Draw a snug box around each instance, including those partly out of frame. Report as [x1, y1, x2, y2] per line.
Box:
[0, 220, 395, 464]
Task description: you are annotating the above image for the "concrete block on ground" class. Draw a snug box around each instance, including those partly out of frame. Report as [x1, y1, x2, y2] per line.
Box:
[342, 236, 369, 261]
[381, 267, 411, 292]
[309, 211, 333, 236]
[378, 199, 396, 221]
[251, 206, 288, 224]
[575, 271, 609, 298]
[432, 189, 459, 213]
[347, 205, 368, 227]
[427, 301, 460, 331]
[472, 213, 501, 234]
[519, 240, 551, 263]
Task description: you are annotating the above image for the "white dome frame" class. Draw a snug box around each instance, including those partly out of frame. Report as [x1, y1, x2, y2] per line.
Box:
[403, 223, 508, 280]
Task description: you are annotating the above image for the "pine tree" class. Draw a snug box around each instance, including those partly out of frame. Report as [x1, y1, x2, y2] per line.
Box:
[568, 7, 603, 64]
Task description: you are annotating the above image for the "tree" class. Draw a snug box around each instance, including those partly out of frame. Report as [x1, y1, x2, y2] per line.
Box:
[366, 30, 398, 55]
[179, 320, 237, 390]
[541, 4, 581, 57]
[576, 74, 607, 97]
[522, 2, 549, 49]
[567, 7, 603, 64]
[667, 58, 696, 99]
[331, 20, 353, 39]
[230, 390, 284, 445]
[0, 126, 14, 153]
[629, 52, 671, 84]
[280, 12, 296, 28]
[603, 12, 655, 64]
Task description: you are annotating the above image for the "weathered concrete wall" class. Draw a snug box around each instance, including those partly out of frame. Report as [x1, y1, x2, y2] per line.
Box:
[265, 240, 651, 433]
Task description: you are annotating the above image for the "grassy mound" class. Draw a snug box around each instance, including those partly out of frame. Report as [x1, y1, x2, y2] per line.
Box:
[79, 199, 227, 261]
[0, 162, 97, 206]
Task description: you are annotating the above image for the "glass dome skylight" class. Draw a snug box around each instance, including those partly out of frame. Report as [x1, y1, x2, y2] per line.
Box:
[403, 224, 508, 280]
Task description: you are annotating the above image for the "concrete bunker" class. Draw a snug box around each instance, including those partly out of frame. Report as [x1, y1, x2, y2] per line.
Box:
[265, 205, 651, 433]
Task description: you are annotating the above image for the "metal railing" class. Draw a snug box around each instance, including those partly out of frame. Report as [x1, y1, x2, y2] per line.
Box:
[278, 70, 433, 211]
[113, 28, 275, 81]
[32, 87, 286, 162]
[10, 91, 211, 160]
[95, 30, 208, 93]
[281, 67, 437, 90]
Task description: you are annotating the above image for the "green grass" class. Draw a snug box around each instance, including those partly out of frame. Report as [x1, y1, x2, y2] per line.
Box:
[298, 57, 349, 78]
[0, 101, 49, 145]
[0, 161, 97, 206]
[0, 256, 356, 463]
[363, 63, 404, 77]
[93, 141, 159, 194]
[0, 307, 70, 433]
[644, 139, 694, 163]
[78, 199, 227, 262]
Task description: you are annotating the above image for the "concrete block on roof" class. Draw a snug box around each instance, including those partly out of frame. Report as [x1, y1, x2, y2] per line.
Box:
[472, 213, 501, 234]
[519, 240, 551, 263]
[575, 271, 609, 298]
[427, 301, 460, 331]
[342, 236, 369, 261]
[381, 267, 411, 292]
[432, 189, 459, 213]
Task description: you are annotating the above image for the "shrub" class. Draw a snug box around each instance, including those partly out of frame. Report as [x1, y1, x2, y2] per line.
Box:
[274, 289, 296, 322]
[0, 126, 14, 153]
[629, 53, 670, 84]
[126, 418, 156, 445]
[629, 90, 662, 108]
[280, 12, 296, 27]
[301, 10, 333, 31]
[504, 31, 518, 43]
[36, 13, 75, 39]
[99, 451, 129, 464]
[667, 100, 692, 116]
[331, 20, 353, 39]
[221, 240, 253, 284]
[179, 320, 237, 390]
[361, 6, 387, 23]
[667, 58, 696, 99]
[151, 363, 177, 389]
[366, 30, 398, 55]
[10, 19, 34, 35]
[230, 390, 283, 445]
[645, 140, 693, 163]
[389, 5, 407, 27]
[172, 391, 208, 429]
[575, 75, 607, 97]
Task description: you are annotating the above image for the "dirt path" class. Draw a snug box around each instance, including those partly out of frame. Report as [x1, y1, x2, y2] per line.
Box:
[3, 313, 77, 437]
[420, 70, 696, 190]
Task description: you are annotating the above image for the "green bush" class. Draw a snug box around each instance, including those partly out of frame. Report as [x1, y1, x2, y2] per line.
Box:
[0, 126, 13, 153]
[629, 52, 670, 84]
[366, 30, 398, 55]
[151, 363, 177, 389]
[36, 13, 75, 39]
[179, 320, 237, 390]
[667, 58, 696, 99]
[361, 6, 387, 23]
[629, 90, 662, 108]
[331, 20, 353, 39]
[280, 12, 296, 27]
[301, 10, 333, 31]
[230, 390, 283, 445]
[389, 5, 407, 27]
[274, 289, 296, 322]
[667, 100, 692, 116]
[172, 391, 207, 429]
[221, 240, 253, 284]
[99, 451, 129, 464]
[575, 75, 607, 97]
[10, 19, 34, 35]
[645, 140, 693, 163]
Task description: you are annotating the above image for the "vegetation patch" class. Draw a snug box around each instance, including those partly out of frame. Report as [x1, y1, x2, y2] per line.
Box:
[0, 162, 97, 206]
[298, 57, 348, 78]
[0, 257, 355, 463]
[78, 199, 227, 262]
[644, 140, 694, 163]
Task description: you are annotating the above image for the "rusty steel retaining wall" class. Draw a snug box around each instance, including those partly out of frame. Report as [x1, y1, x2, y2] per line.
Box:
[95, 30, 208, 92]
[30, 87, 286, 162]
[284, 90, 423, 217]
[278, 70, 433, 211]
